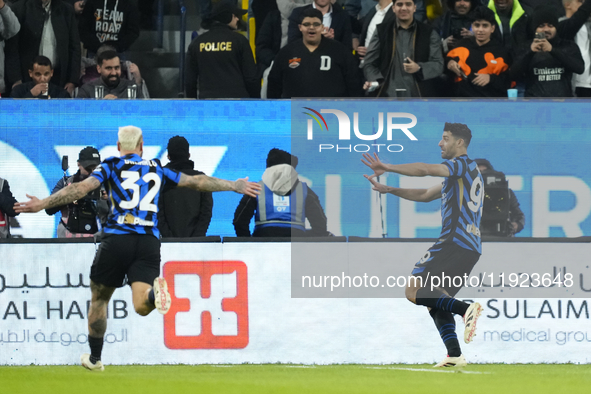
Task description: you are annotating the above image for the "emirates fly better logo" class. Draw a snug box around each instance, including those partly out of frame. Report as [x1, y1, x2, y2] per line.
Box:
[303, 107, 418, 153]
[163, 261, 249, 349]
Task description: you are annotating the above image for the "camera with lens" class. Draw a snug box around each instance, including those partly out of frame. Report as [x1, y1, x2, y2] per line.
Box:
[66, 186, 101, 234]
[60, 155, 102, 234]
[479, 168, 511, 237]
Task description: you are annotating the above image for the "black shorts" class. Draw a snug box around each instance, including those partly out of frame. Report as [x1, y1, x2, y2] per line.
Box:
[411, 242, 480, 297]
[90, 233, 161, 288]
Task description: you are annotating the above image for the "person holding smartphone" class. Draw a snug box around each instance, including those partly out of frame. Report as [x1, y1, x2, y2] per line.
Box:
[362, 0, 444, 97]
[511, 6, 584, 97]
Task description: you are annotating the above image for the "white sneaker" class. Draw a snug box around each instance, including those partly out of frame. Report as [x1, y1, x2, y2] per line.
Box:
[80, 353, 104, 372]
[154, 277, 171, 315]
[434, 354, 467, 368]
[463, 302, 483, 344]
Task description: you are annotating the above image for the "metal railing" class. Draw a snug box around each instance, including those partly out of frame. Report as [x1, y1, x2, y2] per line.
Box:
[156, 0, 164, 49]
[178, 0, 188, 98]
[156, 0, 187, 97]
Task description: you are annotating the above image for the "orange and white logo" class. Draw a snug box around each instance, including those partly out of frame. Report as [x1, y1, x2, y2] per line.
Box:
[163, 261, 249, 349]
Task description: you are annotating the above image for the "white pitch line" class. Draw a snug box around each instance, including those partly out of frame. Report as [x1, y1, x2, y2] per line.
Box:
[365, 367, 490, 374]
[284, 366, 317, 368]
[210, 365, 234, 368]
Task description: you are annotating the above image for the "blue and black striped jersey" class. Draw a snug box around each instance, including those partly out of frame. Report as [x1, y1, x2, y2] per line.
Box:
[436, 155, 483, 254]
[91, 154, 181, 238]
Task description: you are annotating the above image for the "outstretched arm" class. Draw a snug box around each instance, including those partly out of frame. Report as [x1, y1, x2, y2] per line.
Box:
[361, 152, 450, 177]
[178, 174, 261, 197]
[14, 177, 101, 213]
[365, 175, 442, 202]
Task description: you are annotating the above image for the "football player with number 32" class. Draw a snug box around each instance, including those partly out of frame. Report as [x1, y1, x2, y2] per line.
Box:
[14, 126, 261, 372]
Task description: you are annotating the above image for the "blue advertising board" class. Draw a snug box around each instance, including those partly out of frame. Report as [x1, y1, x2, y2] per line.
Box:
[1, 99, 590, 238]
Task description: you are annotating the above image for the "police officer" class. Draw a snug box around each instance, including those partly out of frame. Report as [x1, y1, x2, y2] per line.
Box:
[233, 148, 328, 237]
[185, 2, 260, 99]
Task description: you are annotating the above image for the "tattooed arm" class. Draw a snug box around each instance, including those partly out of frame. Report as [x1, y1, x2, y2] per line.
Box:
[177, 174, 261, 197]
[14, 177, 101, 213]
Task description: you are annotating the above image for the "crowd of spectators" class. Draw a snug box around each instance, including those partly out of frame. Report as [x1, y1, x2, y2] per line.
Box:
[1, 0, 590, 99]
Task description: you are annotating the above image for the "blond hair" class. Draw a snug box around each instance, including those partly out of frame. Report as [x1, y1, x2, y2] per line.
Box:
[118, 126, 143, 151]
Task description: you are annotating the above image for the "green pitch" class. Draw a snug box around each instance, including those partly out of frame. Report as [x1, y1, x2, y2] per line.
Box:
[1, 364, 589, 394]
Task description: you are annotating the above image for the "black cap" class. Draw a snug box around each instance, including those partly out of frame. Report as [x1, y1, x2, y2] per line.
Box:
[207, 2, 247, 25]
[167, 135, 190, 161]
[78, 146, 101, 168]
[266, 148, 298, 169]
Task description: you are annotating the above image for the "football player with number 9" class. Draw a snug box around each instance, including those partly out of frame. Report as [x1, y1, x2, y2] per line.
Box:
[362, 122, 484, 368]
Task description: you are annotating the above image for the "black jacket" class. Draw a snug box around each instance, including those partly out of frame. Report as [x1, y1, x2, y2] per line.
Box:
[233, 181, 328, 237]
[267, 37, 363, 98]
[10, 81, 71, 98]
[432, 10, 473, 43]
[445, 37, 511, 97]
[489, 1, 532, 58]
[288, 4, 353, 50]
[255, 9, 282, 73]
[185, 23, 259, 99]
[78, 0, 140, 53]
[511, 37, 584, 97]
[157, 160, 213, 238]
[5, 0, 81, 88]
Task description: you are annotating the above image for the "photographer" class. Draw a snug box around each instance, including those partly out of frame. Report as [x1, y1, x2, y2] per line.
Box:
[511, 6, 584, 97]
[45, 147, 107, 238]
[476, 159, 525, 236]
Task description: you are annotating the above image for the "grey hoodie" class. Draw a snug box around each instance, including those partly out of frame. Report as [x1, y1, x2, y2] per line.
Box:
[261, 163, 299, 195]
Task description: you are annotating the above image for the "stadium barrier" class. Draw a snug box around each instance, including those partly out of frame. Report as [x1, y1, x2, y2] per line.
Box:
[2, 99, 591, 239]
[1, 239, 590, 365]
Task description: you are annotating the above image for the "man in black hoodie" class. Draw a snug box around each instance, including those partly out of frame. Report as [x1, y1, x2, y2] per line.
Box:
[185, 2, 259, 99]
[511, 6, 584, 97]
[78, 0, 140, 55]
[446, 6, 511, 97]
[158, 136, 213, 238]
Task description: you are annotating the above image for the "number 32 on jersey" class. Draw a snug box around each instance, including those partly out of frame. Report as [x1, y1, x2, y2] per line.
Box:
[119, 170, 161, 212]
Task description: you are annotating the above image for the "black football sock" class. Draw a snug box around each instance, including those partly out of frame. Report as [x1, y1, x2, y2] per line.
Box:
[88, 335, 104, 364]
[148, 288, 155, 305]
[429, 308, 461, 358]
[416, 287, 469, 316]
